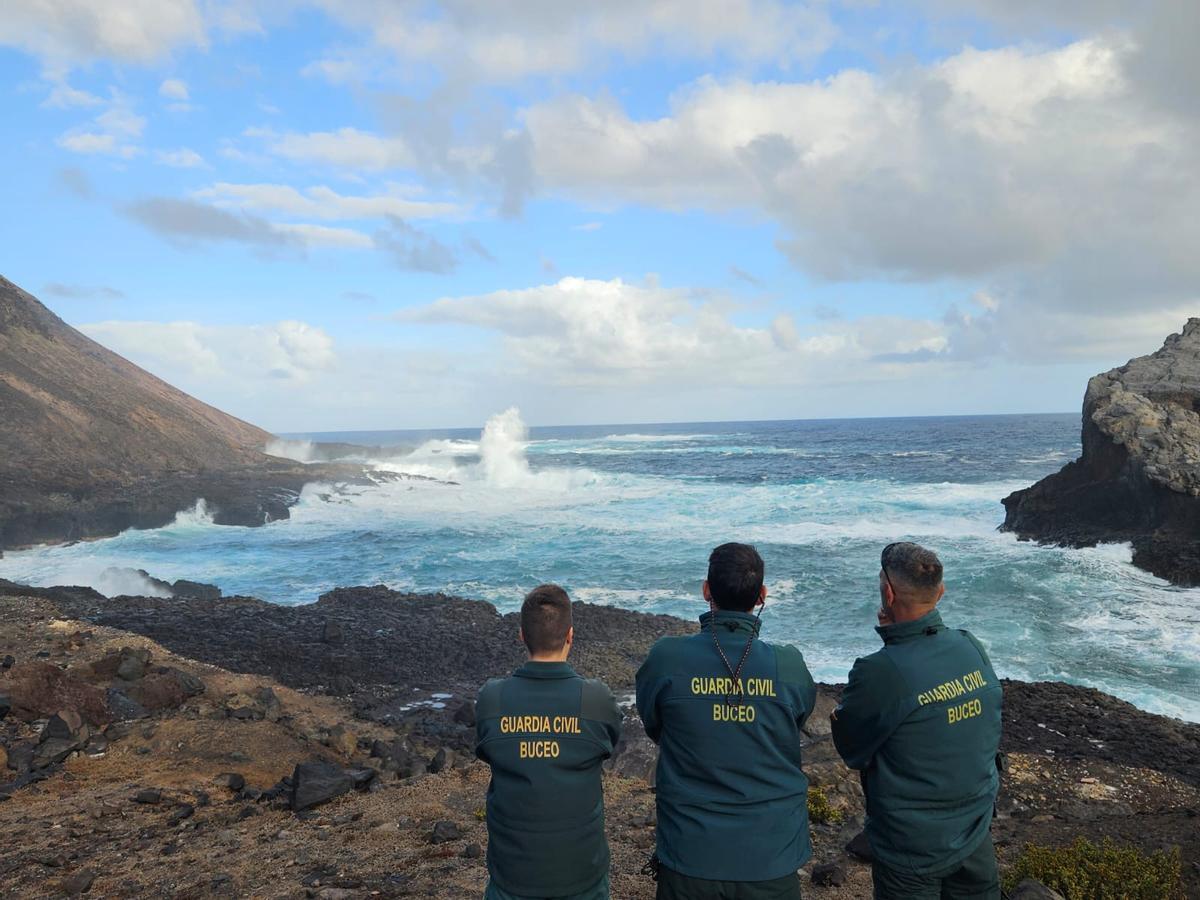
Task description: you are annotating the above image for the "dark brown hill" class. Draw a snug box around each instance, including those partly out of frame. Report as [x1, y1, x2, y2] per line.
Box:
[0, 275, 349, 549]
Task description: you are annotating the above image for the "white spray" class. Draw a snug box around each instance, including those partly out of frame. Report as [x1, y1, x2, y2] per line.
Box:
[478, 407, 531, 487]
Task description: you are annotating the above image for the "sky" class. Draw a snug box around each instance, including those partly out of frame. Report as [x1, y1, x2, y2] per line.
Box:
[1, 1, 1197, 432]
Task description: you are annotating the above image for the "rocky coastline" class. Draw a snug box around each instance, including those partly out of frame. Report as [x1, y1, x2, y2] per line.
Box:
[1, 581, 1197, 898]
[1003, 318, 1200, 586]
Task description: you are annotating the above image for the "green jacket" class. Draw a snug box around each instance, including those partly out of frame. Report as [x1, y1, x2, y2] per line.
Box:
[476, 662, 623, 898]
[831, 608, 1002, 875]
[635, 610, 818, 882]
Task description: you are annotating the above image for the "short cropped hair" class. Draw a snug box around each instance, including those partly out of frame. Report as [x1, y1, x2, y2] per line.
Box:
[707, 543, 765, 612]
[521, 584, 572, 654]
[881, 542, 943, 595]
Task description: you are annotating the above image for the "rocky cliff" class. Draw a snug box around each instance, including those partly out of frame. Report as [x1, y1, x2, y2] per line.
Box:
[1002, 319, 1200, 585]
[0, 275, 349, 549]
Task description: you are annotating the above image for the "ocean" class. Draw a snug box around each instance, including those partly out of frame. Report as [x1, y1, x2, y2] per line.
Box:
[3, 410, 1198, 722]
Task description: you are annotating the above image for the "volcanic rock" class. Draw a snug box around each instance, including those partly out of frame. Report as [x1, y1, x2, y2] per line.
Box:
[171, 580, 222, 601]
[2, 662, 109, 726]
[1003, 319, 1200, 585]
[214, 773, 246, 792]
[63, 870, 97, 895]
[429, 820, 462, 844]
[290, 761, 353, 811]
[811, 862, 847, 886]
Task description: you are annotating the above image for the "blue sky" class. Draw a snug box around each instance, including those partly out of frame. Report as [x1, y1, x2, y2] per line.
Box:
[1, 1, 1196, 432]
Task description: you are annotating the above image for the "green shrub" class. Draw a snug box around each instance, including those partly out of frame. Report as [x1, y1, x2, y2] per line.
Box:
[806, 785, 843, 825]
[1003, 837, 1182, 900]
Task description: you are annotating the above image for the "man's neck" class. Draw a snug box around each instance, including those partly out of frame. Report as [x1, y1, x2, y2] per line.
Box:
[528, 652, 569, 663]
[888, 602, 938, 625]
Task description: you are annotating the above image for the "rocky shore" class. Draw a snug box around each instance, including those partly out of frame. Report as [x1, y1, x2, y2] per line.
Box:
[1, 581, 1197, 898]
[1003, 318, 1200, 586]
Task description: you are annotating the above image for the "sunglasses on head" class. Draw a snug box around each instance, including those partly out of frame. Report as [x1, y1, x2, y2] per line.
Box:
[881, 542, 900, 595]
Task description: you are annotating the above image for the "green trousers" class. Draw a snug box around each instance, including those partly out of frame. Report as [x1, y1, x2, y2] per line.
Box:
[656, 865, 801, 900]
[484, 873, 609, 900]
[872, 835, 1000, 900]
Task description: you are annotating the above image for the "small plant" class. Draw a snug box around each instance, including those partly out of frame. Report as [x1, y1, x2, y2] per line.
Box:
[1003, 838, 1182, 900]
[806, 785, 843, 825]
[474, 807, 486, 821]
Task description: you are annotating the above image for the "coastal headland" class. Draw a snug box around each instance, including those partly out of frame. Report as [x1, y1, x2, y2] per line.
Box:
[0, 276, 379, 552]
[1, 581, 1196, 898]
[1003, 318, 1200, 586]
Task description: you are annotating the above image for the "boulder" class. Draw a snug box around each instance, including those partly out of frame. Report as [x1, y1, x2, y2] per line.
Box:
[116, 651, 149, 682]
[214, 773, 246, 792]
[124, 674, 186, 712]
[811, 862, 847, 886]
[845, 830, 874, 862]
[133, 789, 162, 804]
[171, 579, 222, 601]
[604, 716, 657, 784]
[289, 761, 353, 811]
[105, 689, 147, 722]
[63, 870, 96, 896]
[2, 662, 109, 726]
[44, 709, 87, 742]
[427, 747, 449, 774]
[430, 821, 462, 844]
[7, 742, 34, 773]
[1003, 318, 1200, 585]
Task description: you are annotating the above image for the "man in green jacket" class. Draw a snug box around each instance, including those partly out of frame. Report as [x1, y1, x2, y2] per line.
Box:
[831, 542, 1002, 899]
[636, 543, 817, 899]
[476, 584, 623, 900]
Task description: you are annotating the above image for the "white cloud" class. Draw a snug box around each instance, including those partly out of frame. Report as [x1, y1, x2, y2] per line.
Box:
[0, 0, 205, 66]
[41, 80, 101, 109]
[58, 132, 119, 155]
[155, 148, 206, 168]
[58, 93, 145, 158]
[159, 78, 190, 100]
[274, 222, 375, 249]
[252, 126, 414, 170]
[81, 318, 336, 382]
[313, 0, 835, 81]
[520, 36, 1200, 344]
[402, 276, 944, 388]
[195, 182, 459, 220]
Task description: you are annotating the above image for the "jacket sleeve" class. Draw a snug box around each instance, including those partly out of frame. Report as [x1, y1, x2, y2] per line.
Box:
[581, 679, 624, 758]
[474, 680, 502, 763]
[635, 641, 668, 744]
[775, 644, 818, 730]
[831, 653, 911, 771]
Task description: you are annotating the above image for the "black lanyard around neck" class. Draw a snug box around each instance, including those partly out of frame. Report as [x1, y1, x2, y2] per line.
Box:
[710, 611, 760, 706]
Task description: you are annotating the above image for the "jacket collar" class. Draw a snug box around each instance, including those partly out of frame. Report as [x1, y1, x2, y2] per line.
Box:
[513, 660, 578, 680]
[699, 609, 763, 637]
[876, 608, 945, 645]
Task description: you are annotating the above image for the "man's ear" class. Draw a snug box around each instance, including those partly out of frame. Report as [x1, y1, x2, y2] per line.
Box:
[936, 584, 946, 603]
[565, 626, 574, 646]
[758, 585, 768, 607]
[702, 580, 712, 603]
[882, 581, 896, 607]
[518, 627, 526, 646]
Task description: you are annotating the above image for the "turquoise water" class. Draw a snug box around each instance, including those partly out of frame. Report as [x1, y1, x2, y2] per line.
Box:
[3, 410, 1198, 722]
